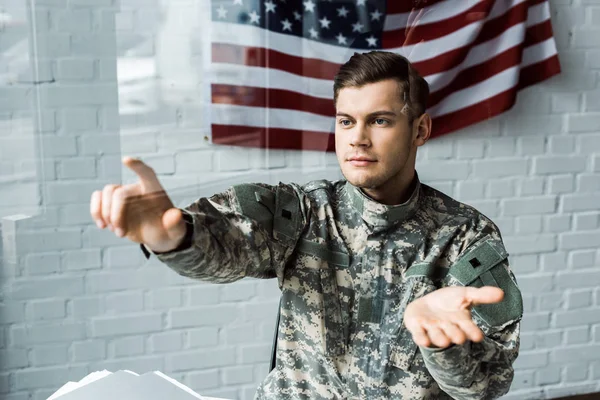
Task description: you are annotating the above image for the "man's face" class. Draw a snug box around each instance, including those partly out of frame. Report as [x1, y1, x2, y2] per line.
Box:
[335, 79, 419, 192]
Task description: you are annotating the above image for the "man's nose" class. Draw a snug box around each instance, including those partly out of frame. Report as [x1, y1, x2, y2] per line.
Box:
[350, 124, 370, 147]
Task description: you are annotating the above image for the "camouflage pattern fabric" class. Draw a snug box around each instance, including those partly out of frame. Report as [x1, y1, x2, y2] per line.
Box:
[148, 176, 522, 400]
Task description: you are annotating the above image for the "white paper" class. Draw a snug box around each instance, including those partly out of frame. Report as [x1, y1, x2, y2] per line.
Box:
[46, 370, 230, 400]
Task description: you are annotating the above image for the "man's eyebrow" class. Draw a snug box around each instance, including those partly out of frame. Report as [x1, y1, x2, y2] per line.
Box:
[335, 111, 397, 118]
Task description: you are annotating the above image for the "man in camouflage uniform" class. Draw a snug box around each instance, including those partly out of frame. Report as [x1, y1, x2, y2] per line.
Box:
[91, 51, 523, 399]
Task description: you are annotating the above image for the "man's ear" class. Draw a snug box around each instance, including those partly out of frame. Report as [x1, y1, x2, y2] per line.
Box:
[413, 113, 432, 146]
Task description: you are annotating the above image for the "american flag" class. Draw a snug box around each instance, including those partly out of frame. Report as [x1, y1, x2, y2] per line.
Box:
[209, 0, 561, 151]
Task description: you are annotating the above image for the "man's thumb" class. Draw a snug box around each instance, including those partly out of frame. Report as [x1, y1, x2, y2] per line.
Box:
[467, 286, 504, 307]
[162, 208, 186, 239]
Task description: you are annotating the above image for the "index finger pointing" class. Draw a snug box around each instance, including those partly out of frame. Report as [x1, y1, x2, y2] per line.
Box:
[122, 156, 164, 194]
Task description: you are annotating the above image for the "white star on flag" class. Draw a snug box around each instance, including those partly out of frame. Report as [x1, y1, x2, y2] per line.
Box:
[319, 17, 331, 29]
[303, 0, 315, 12]
[217, 5, 227, 18]
[366, 35, 377, 47]
[249, 10, 260, 24]
[293, 11, 301, 20]
[309, 27, 319, 38]
[336, 33, 347, 45]
[281, 19, 292, 31]
[233, 0, 243, 5]
[352, 21, 363, 32]
[265, 0, 276, 13]
[371, 9, 382, 21]
[337, 7, 349, 18]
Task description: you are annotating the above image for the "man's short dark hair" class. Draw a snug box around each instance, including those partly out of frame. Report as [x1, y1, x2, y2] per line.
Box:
[333, 51, 430, 122]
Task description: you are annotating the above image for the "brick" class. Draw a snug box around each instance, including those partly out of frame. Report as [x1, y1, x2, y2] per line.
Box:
[30, 299, 66, 321]
[554, 309, 600, 328]
[217, 148, 251, 172]
[456, 181, 486, 201]
[534, 331, 563, 349]
[0, 349, 29, 369]
[56, 59, 95, 81]
[568, 113, 600, 133]
[92, 313, 163, 336]
[545, 384, 599, 400]
[517, 137, 546, 155]
[222, 365, 254, 385]
[188, 328, 219, 349]
[564, 363, 589, 382]
[46, 182, 104, 204]
[415, 161, 470, 181]
[552, 344, 600, 364]
[70, 296, 103, 318]
[569, 250, 596, 268]
[520, 312, 551, 331]
[175, 150, 214, 173]
[560, 232, 600, 250]
[222, 324, 258, 345]
[565, 327, 590, 345]
[170, 305, 238, 328]
[518, 177, 545, 196]
[104, 246, 145, 269]
[11, 323, 86, 346]
[105, 291, 144, 314]
[31, 345, 69, 367]
[552, 93, 581, 113]
[14, 366, 88, 390]
[578, 133, 600, 154]
[120, 132, 158, 154]
[62, 248, 102, 270]
[146, 288, 183, 309]
[472, 159, 526, 179]
[549, 175, 575, 194]
[541, 251, 568, 271]
[187, 370, 220, 391]
[586, 88, 600, 112]
[517, 274, 553, 294]
[240, 343, 272, 364]
[516, 215, 542, 234]
[10, 276, 84, 300]
[537, 293, 564, 312]
[513, 350, 549, 369]
[189, 285, 220, 306]
[533, 156, 586, 175]
[508, 255, 538, 274]
[168, 348, 236, 371]
[536, 365, 561, 386]
[549, 136, 576, 154]
[510, 369, 534, 390]
[578, 176, 600, 195]
[60, 203, 96, 225]
[149, 331, 183, 353]
[221, 282, 256, 302]
[456, 140, 485, 159]
[556, 270, 600, 290]
[112, 336, 144, 357]
[24, 253, 61, 276]
[502, 197, 556, 216]
[72, 340, 106, 362]
[86, 269, 168, 292]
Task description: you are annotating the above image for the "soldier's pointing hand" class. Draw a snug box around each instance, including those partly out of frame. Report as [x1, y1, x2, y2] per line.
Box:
[89, 157, 188, 253]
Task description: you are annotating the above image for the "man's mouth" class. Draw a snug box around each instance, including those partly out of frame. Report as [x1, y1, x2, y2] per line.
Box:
[347, 156, 377, 167]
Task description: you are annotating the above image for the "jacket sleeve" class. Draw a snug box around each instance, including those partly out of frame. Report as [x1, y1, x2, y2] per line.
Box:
[419, 275, 521, 399]
[419, 215, 523, 399]
[143, 182, 308, 286]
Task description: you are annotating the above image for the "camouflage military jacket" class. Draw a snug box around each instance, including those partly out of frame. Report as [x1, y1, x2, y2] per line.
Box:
[148, 176, 523, 400]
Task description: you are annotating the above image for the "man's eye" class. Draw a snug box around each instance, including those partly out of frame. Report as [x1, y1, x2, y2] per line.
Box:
[374, 118, 388, 125]
[339, 119, 352, 126]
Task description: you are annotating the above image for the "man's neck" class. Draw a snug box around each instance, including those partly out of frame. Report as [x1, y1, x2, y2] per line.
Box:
[362, 169, 417, 206]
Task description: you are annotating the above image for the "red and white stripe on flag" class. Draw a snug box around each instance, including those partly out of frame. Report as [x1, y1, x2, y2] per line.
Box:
[209, 0, 561, 151]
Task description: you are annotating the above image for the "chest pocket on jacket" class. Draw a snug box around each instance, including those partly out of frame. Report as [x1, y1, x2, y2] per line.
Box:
[292, 239, 350, 357]
[387, 264, 447, 371]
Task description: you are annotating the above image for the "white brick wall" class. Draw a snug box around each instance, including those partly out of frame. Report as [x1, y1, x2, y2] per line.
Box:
[0, 0, 599, 399]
